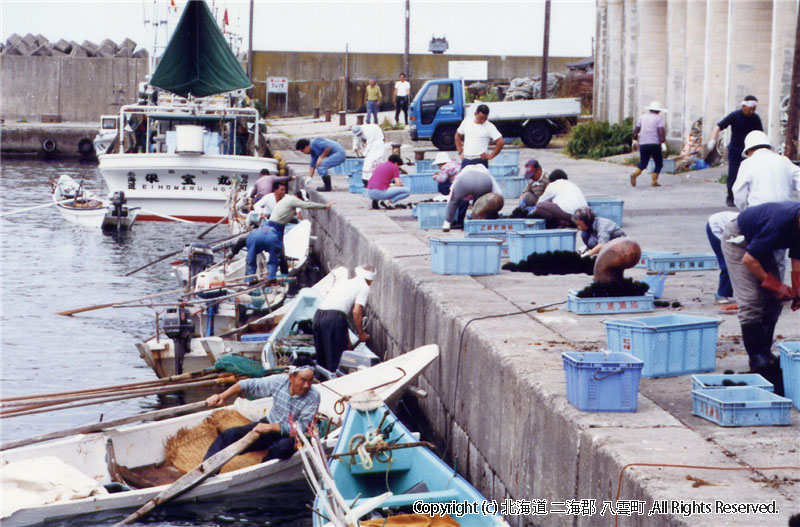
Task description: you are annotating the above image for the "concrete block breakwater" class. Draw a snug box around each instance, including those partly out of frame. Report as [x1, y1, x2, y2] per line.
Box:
[1, 33, 148, 59]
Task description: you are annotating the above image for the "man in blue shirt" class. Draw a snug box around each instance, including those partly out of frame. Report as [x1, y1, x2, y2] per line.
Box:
[203, 355, 319, 461]
[721, 201, 800, 395]
[296, 138, 347, 192]
[708, 95, 763, 207]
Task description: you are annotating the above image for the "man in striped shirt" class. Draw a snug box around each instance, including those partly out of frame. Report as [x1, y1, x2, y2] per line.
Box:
[203, 356, 320, 461]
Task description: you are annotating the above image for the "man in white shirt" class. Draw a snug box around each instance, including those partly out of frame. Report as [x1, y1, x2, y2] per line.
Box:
[393, 73, 412, 125]
[531, 169, 588, 229]
[312, 265, 374, 372]
[733, 130, 800, 210]
[455, 104, 505, 169]
[351, 124, 386, 185]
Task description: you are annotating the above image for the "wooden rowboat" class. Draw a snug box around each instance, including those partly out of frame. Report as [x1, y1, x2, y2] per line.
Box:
[52, 174, 138, 231]
[0, 345, 439, 527]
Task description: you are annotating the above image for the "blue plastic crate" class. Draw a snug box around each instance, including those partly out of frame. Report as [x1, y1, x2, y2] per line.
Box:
[466, 234, 509, 258]
[507, 229, 577, 264]
[692, 387, 792, 427]
[635, 250, 679, 269]
[348, 183, 363, 194]
[488, 164, 518, 178]
[415, 159, 435, 172]
[647, 157, 676, 174]
[691, 373, 773, 393]
[416, 201, 448, 230]
[567, 290, 655, 315]
[562, 351, 644, 412]
[490, 150, 520, 166]
[604, 314, 719, 378]
[586, 197, 624, 227]
[646, 253, 718, 272]
[778, 341, 800, 410]
[333, 157, 365, 176]
[429, 237, 502, 275]
[401, 173, 439, 194]
[494, 176, 527, 198]
[464, 218, 544, 235]
[240, 332, 271, 342]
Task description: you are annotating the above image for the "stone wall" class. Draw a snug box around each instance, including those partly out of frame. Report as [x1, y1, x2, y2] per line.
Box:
[0, 56, 149, 123]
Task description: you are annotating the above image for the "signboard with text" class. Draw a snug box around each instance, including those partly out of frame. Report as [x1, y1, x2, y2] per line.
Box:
[448, 61, 488, 81]
[267, 77, 288, 93]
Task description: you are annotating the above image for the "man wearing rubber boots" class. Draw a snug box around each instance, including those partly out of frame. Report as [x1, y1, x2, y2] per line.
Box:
[721, 201, 800, 396]
[296, 138, 347, 192]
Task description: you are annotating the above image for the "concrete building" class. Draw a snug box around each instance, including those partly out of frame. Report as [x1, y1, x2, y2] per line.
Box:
[594, 0, 797, 149]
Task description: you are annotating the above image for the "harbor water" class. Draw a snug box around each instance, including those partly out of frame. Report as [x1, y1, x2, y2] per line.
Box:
[0, 159, 312, 526]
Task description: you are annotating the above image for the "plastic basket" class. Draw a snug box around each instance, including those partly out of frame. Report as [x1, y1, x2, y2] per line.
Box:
[692, 387, 792, 427]
[778, 341, 800, 410]
[640, 272, 667, 299]
[240, 332, 271, 342]
[646, 157, 676, 174]
[567, 290, 655, 315]
[401, 173, 439, 194]
[646, 253, 718, 272]
[348, 180, 364, 194]
[429, 237, 502, 275]
[494, 176, 527, 198]
[415, 159, 435, 172]
[586, 197, 624, 227]
[507, 229, 577, 264]
[488, 164, 518, 179]
[635, 250, 679, 269]
[464, 218, 544, 235]
[416, 201, 448, 230]
[604, 314, 719, 378]
[333, 157, 365, 176]
[490, 150, 520, 166]
[691, 373, 773, 393]
[562, 351, 644, 412]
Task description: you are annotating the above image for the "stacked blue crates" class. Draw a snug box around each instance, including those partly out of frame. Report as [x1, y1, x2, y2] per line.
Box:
[333, 157, 365, 176]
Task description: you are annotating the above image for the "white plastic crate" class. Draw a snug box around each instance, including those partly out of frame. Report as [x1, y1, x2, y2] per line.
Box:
[604, 314, 719, 378]
[506, 229, 577, 264]
[429, 237, 502, 275]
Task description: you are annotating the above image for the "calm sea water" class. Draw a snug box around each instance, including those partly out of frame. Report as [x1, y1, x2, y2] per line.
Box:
[0, 159, 312, 526]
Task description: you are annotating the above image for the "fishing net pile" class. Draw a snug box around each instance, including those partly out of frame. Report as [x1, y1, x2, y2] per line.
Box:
[502, 251, 595, 275]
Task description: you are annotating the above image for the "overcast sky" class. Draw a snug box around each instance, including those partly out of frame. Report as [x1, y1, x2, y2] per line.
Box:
[1, 1, 595, 59]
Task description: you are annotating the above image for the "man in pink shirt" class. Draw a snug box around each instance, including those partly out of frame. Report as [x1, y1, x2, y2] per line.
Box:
[366, 155, 410, 209]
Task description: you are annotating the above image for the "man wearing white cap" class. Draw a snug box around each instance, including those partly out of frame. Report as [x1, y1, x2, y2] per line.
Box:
[707, 95, 763, 207]
[351, 124, 385, 185]
[312, 265, 375, 372]
[733, 130, 800, 211]
[630, 101, 667, 188]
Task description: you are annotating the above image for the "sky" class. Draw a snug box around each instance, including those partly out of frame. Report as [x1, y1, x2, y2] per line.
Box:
[1, 1, 596, 59]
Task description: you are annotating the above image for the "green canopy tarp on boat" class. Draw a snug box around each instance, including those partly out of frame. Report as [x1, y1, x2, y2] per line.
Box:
[150, 0, 251, 98]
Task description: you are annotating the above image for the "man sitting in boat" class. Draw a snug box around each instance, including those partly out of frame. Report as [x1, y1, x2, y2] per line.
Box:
[203, 355, 319, 461]
[295, 137, 347, 192]
[312, 265, 374, 373]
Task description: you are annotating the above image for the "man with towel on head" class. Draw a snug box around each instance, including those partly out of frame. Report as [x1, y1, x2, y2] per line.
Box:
[312, 265, 375, 373]
[203, 355, 319, 461]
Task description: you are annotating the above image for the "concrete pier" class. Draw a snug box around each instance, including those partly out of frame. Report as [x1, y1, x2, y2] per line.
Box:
[269, 115, 800, 526]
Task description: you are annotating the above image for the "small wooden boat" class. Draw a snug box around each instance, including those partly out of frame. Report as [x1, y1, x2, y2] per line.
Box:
[51, 174, 138, 231]
[305, 397, 509, 527]
[0, 345, 439, 527]
[137, 266, 349, 381]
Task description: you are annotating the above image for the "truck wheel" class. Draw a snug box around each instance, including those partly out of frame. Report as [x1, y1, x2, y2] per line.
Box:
[522, 121, 552, 148]
[432, 125, 457, 151]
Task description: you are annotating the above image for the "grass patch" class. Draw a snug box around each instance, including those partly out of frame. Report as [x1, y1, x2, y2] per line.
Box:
[379, 117, 405, 131]
[565, 117, 633, 159]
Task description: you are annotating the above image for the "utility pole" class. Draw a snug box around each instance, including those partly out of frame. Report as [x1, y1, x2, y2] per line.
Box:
[404, 0, 410, 77]
[247, 0, 254, 81]
[540, 0, 551, 99]
[784, 4, 800, 159]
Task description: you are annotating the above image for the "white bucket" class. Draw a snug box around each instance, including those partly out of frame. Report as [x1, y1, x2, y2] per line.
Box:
[195, 270, 226, 290]
[175, 125, 205, 154]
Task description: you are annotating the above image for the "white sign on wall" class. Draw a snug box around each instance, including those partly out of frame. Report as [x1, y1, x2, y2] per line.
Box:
[267, 77, 288, 93]
[448, 61, 488, 81]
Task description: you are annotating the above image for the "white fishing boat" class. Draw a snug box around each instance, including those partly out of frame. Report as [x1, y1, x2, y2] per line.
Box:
[51, 174, 139, 231]
[97, 0, 277, 223]
[0, 345, 439, 527]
